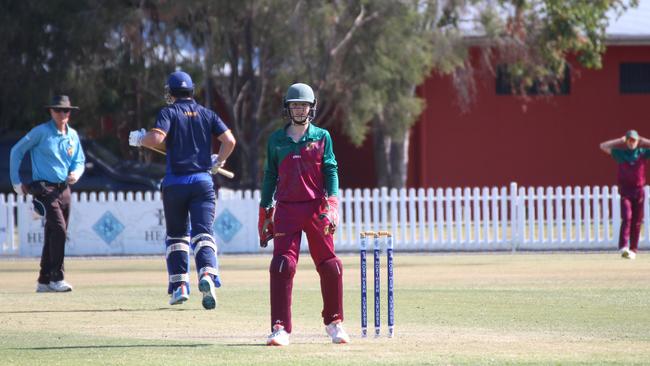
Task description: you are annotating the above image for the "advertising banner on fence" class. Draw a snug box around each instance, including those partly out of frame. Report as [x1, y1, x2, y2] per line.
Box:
[0, 198, 9, 251]
[17, 192, 263, 256]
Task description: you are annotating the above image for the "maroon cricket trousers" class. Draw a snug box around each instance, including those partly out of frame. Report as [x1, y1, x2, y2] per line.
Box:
[269, 199, 344, 333]
[618, 188, 644, 253]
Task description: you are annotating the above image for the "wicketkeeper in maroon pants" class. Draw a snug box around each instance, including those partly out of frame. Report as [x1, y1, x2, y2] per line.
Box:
[600, 130, 650, 259]
[258, 83, 349, 346]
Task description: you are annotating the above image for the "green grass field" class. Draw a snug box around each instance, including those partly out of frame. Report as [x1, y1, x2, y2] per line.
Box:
[1, 253, 649, 365]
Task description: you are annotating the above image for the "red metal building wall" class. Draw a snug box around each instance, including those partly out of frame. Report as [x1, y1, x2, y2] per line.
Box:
[408, 45, 650, 189]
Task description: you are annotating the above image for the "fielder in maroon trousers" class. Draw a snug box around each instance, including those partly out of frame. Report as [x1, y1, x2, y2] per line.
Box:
[600, 130, 650, 259]
[258, 83, 350, 346]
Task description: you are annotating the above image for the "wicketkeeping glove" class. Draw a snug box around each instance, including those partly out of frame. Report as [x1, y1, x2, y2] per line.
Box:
[128, 128, 146, 147]
[319, 196, 339, 235]
[258, 207, 275, 247]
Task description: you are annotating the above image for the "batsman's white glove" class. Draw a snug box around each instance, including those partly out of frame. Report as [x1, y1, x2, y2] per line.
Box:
[13, 183, 24, 195]
[129, 128, 146, 147]
[210, 154, 225, 175]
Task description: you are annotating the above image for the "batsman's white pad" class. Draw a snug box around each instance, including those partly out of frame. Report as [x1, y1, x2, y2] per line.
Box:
[191, 234, 218, 255]
[198, 266, 219, 277]
[169, 273, 190, 283]
[166, 242, 190, 258]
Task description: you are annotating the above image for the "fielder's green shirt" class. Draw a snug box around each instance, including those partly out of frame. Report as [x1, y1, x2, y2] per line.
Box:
[260, 123, 338, 208]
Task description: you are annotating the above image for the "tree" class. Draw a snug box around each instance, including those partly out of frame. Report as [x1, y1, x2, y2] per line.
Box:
[1, 1, 638, 190]
[0, 0, 125, 134]
[173, 0, 437, 189]
[440, 0, 639, 105]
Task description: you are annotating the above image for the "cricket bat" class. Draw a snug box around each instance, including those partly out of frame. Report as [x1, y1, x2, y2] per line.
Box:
[144, 144, 235, 179]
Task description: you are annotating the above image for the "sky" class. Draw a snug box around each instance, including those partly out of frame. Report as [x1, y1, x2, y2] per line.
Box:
[607, 0, 650, 35]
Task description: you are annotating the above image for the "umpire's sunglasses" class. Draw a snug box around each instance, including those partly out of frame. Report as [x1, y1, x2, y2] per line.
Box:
[52, 108, 72, 114]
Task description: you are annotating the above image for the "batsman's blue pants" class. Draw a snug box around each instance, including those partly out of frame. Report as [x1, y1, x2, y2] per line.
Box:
[162, 181, 219, 292]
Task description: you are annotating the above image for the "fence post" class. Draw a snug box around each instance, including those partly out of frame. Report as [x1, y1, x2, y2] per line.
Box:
[612, 186, 621, 247]
[427, 188, 435, 246]
[575, 186, 583, 245]
[499, 187, 508, 245]
[454, 187, 463, 248]
[509, 182, 518, 252]
[536, 187, 545, 244]
[463, 187, 472, 245]
[555, 186, 564, 243]
[528, 186, 536, 248]
[644, 186, 650, 244]
[481, 187, 490, 244]
[602, 186, 610, 243]
[444, 188, 453, 245]
[491, 187, 499, 247]
[546, 186, 554, 244]
[418, 188, 426, 249]
[434, 188, 444, 246]
[565, 186, 573, 245]
[593, 186, 601, 244]
[472, 187, 481, 244]
[584, 186, 592, 244]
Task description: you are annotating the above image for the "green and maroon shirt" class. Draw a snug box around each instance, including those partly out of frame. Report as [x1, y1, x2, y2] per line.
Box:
[260, 124, 338, 208]
[611, 147, 650, 195]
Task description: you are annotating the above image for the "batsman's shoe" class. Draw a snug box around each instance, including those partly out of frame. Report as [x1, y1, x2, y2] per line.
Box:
[621, 247, 631, 259]
[36, 283, 54, 293]
[198, 274, 217, 310]
[628, 250, 637, 260]
[48, 280, 72, 292]
[169, 283, 189, 305]
[325, 321, 350, 344]
[266, 324, 290, 346]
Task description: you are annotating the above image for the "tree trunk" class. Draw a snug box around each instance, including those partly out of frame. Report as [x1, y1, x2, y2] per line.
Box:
[372, 116, 391, 188]
[388, 129, 409, 189]
[248, 136, 259, 190]
[203, 37, 212, 110]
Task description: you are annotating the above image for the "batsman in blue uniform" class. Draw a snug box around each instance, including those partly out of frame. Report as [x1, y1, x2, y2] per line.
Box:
[129, 71, 236, 309]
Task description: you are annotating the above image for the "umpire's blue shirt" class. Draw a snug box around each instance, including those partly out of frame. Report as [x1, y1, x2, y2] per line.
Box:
[152, 99, 229, 187]
[10, 120, 85, 185]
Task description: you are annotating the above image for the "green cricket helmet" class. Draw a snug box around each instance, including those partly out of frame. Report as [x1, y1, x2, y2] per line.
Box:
[284, 83, 317, 123]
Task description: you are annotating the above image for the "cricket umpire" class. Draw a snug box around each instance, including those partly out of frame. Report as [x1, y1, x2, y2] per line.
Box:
[10, 95, 86, 292]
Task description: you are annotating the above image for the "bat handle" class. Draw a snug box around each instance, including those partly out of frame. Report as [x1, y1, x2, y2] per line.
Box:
[213, 167, 235, 179]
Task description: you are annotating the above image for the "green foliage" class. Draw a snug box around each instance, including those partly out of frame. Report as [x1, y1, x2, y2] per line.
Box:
[0, 0, 640, 188]
[476, 0, 640, 95]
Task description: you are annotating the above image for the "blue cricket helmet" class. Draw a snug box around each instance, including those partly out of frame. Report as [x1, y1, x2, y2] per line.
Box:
[167, 71, 194, 91]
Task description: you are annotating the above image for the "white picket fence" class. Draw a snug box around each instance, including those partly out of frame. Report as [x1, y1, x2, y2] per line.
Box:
[334, 183, 639, 252]
[0, 183, 644, 256]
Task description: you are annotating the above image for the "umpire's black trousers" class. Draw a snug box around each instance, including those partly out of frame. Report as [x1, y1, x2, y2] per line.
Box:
[30, 181, 71, 284]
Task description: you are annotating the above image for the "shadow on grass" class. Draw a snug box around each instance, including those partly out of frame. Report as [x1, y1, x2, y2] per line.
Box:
[0, 308, 194, 314]
[13, 344, 212, 351]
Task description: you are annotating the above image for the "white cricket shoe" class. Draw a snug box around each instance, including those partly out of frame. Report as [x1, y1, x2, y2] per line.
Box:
[169, 283, 189, 305]
[620, 247, 630, 259]
[36, 283, 53, 293]
[48, 280, 73, 292]
[266, 324, 290, 346]
[198, 274, 217, 310]
[325, 321, 350, 344]
[628, 250, 637, 260]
